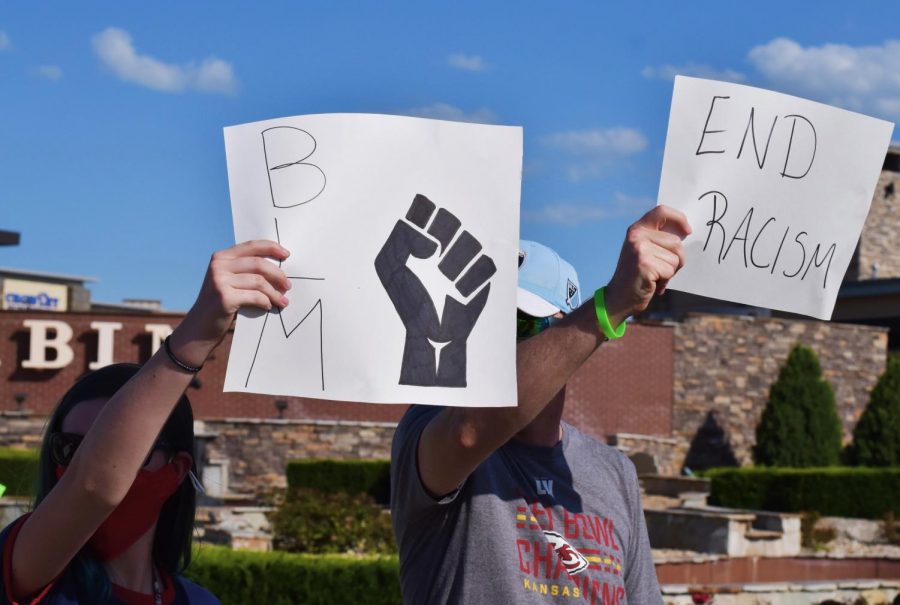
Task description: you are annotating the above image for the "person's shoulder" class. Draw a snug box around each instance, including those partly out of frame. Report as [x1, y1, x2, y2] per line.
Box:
[0, 513, 31, 559]
[399, 404, 444, 424]
[175, 577, 221, 605]
[392, 405, 444, 458]
[395, 404, 444, 436]
[564, 424, 634, 474]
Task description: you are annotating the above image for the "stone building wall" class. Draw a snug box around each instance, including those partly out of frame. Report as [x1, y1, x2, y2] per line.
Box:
[0, 313, 889, 491]
[671, 314, 888, 471]
[852, 165, 900, 281]
[607, 433, 682, 477]
[201, 418, 396, 495]
[0, 412, 397, 496]
[0, 412, 45, 449]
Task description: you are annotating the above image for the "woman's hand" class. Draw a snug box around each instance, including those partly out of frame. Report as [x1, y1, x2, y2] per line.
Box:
[170, 240, 292, 366]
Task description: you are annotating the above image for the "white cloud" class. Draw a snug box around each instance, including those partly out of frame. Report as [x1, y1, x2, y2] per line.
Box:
[542, 127, 647, 180]
[524, 193, 653, 226]
[542, 127, 647, 156]
[523, 203, 611, 226]
[642, 63, 746, 83]
[404, 102, 497, 124]
[0, 31, 11, 51]
[747, 37, 900, 119]
[448, 53, 489, 72]
[35, 65, 63, 81]
[91, 27, 237, 95]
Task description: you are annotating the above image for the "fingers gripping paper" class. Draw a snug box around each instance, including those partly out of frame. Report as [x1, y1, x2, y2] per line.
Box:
[223, 114, 522, 407]
[658, 77, 894, 320]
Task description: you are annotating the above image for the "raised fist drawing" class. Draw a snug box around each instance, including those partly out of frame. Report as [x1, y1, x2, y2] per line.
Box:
[376, 194, 496, 387]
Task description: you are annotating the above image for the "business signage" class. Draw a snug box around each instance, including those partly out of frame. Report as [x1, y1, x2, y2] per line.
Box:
[2, 279, 68, 312]
[18, 319, 174, 370]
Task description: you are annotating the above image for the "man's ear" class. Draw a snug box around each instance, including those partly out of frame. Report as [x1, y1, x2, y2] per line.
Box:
[172, 451, 194, 483]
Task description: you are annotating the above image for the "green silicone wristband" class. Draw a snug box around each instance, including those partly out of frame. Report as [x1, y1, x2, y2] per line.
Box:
[594, 286, 626, 340]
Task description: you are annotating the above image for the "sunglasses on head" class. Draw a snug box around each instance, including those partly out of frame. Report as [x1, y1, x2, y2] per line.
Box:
[517, 311, 561, 338]
[48, 432, 173, 468]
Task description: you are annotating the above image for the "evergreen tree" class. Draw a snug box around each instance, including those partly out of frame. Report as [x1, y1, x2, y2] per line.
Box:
[753, 344, 842, 467]
[849, 356, 900, 466]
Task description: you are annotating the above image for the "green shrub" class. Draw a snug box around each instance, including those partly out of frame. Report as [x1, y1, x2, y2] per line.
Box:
[848, 356, 900, 466]
[0, 448, 39, 497]
[706, 467, 900, 519]
[271, 488, 396, 554]
[286, 459, 391, 504]
[753, 344, 842, 467]
[799, 511, 836, 550]
[186, 546, 401, 605]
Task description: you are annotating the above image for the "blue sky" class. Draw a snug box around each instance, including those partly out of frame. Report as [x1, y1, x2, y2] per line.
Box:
[2, 2, 900, 310]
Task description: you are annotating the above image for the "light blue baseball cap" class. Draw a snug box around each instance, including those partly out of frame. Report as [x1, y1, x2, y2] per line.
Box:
[517, 240, 581, 317]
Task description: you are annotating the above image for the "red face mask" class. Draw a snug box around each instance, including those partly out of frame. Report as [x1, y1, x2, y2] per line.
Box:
[56, 463, 182, 561]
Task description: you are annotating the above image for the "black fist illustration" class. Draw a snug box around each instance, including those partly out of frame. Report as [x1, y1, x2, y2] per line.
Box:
[375, 194, 496, 387]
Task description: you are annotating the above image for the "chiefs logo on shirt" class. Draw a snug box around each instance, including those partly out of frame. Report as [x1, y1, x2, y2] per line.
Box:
[542, 530, 589, 576]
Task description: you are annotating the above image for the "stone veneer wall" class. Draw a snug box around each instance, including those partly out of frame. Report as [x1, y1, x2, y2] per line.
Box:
[201, 418, 396, 495]
[672, 314, 888, 471]
[0, 314, 888, 491]
[607, 433, 681, 477]
[854, 168, 900, 280]
[0, 414, 396, 495]
[0, 412, 46, 449]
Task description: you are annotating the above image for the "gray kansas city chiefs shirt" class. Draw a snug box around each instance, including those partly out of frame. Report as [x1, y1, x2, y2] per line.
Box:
[391, 406, 662, 605]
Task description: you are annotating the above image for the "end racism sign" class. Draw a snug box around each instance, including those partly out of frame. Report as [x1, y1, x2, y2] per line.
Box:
[658, 76, 894, 320]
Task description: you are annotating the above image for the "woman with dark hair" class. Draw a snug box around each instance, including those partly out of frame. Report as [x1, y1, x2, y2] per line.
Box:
[0, 239, 291, 604]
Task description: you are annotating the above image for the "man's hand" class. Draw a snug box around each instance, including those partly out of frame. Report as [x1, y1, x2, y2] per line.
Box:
[604, 205, 691, 327]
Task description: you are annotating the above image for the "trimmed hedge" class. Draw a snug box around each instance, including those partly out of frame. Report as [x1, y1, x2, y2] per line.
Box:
[185, 546, 401, 605]
[286, 460, 391, 504]
[0, 448, 39, 497]
[706, 467, 900, 519]
[271, 488, 396, 554]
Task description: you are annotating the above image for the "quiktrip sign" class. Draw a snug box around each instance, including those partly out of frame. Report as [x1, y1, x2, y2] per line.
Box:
[2, 279, 68, 312]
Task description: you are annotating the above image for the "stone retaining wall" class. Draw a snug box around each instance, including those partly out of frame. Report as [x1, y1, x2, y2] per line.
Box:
[201, 418, 396, 495]
[660, 581, 898, 605]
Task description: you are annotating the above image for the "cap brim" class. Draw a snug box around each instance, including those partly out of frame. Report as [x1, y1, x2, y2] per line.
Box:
[517, 287, 560, 318]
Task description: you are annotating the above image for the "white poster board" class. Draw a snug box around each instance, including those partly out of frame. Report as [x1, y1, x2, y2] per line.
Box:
[658, 76, 894, 319]
[222, 113, 522, 407]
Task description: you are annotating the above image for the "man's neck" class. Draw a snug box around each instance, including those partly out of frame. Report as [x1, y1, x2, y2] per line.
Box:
[513, 389, 565, 448]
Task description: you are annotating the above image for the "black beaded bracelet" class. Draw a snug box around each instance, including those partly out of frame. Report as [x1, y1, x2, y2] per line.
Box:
[163, 336, 203, 373]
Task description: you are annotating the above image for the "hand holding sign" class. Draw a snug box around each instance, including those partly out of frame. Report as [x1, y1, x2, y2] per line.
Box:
[658, 77, 894, 319]
[174, 240, 291, 368]
[375, 194, 497, 388]
[606, 206, 691, 326]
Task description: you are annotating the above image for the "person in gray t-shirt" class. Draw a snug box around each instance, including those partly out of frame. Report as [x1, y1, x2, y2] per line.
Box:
[391, 206, 691, 604]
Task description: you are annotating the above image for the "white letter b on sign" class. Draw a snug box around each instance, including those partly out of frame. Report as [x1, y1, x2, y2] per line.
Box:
[22, 320, 74, 369]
